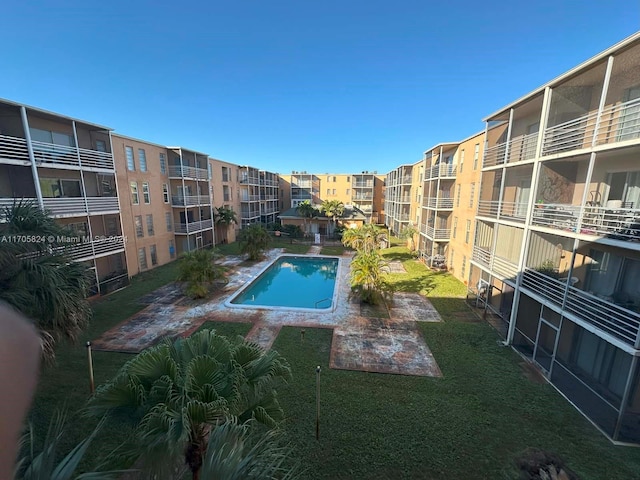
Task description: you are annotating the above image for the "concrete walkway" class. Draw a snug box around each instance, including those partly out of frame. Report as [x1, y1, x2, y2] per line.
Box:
[93, 247, 444, 377]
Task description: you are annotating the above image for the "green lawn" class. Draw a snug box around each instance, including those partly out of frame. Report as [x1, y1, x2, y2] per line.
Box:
[26, 245, 640, 478]
[197, 320, 253, 338]
[319, 245, 349, 256]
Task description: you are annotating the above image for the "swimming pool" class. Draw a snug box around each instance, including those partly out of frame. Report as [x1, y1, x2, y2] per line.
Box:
[226, 255, 340, 311]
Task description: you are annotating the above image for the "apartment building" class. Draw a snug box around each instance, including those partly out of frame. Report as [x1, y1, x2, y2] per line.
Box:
[260, 170, 279, 225]
[210, 158, 241, 243]
[0, 99, 128, 294]
[385, 160, 422, 236]
[469, 32, 640, 444]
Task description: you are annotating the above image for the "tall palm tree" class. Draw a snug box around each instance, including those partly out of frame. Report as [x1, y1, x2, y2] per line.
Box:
[349, 250, 391, 304]
[177, 249, 227, 299]
[87, 330, 292, 480]
[0, 200, 93, 360]
[238, 224, 271, 261]
[399, 223, 419, 252]
[320, 200, 345, 236]
[215, 206, 237, 244]
[295, 200, 316, 236]
[341, 224, 387, 254]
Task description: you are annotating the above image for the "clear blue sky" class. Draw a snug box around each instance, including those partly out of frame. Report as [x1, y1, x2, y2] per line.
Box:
[1, 1, 638, 174]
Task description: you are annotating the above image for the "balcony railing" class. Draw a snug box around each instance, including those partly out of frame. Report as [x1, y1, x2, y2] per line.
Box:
[0, 135, 30, 163]
[472, 245, 492, 268]
[397, 213, 410, 221]
[425, 226, 451, 240]
[425, 197, 454, 209]
[398, 195, 411, 203]
[293, 180, 312, 188]
[31, 141, 115, 170]
[0, 197, 119, 218]
[542, 110, 598, 156]
[353, 181, 373, 188]
[425, 164, 456, 179]
[168, 165, 209, 180]
[171, 195, 211, 207]
[522, 268, 640, 347]
[506, 132, 538, 163]
[261, 207, 278, 215]
[498, 201, 528, 222]
[352, 193, 373, 200]
[241, 195, 260, 202]
[260, 179, 278, 186]
[239, 175, 260, 185]
[596, 97, 640, 146]
[241, 211, 261, 219]
[262, 194, 279, 200]
[477, 200, 499, 218]
[66, 236, 125, 261]
[483, 143, 507, 168]
[492, 255, 519, 280]
[174, 219, 213, 234]
[399, 175, 413, 184]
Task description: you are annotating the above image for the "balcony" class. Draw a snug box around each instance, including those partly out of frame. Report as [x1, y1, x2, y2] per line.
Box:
[483, 143, 508, 168]
[262, 194, 278, 201]
[425, 226, 451, 240]
[261, 207, 278, 215]
[472, 245, 492, 268]
[596, 97, 640, 146]
[0, 197, 119, 218]
[353, 181, 373, 188]
[260, 179, 278, 186]
[399, 175, 413, 184]
[397, 213, 410, 221]
[0, 134, 115, 171]
[425, 164, 456, 179]
[506, 132, 538, 163]
[293, 180, 312, 188]
[171, 195, 211, 207]
[425, 197, 453, 209]
[241, 195, 260, 202]
[239, 175, 260, 185]
[66, 236, 125, 261]
[174, 219, 213, 234]
[241, 210, 261, 219]
[477, 200, 500, 218]
[352, 193, 373, 201]
[398, 195, 411, 203]
[492, 255, 519, 280]
[168, 165, 209, 180]
[498, 201, 528, 222]
[521, 268, 640, 347]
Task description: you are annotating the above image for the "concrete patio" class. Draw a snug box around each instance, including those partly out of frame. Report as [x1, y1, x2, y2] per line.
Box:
[93, 248, 444, 377]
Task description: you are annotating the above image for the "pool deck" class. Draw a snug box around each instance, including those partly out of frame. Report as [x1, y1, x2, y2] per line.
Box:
[93, 247, 443, 377]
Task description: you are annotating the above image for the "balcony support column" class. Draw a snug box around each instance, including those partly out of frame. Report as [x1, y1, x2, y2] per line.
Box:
[613, 355, 638, 441]
[497, 110, 514, 219]
[20, 106, 45, 211]
[592, 55, 615, 148]
[72, 120, 98, 262]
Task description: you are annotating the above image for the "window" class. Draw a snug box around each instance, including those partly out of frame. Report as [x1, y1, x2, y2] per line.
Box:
[473, 144, 480, 170]
[347, 176, 350, 182]
[346, 189, 350, 195]
[146, 214, 154, 236]
[39, 178, 82, 198]
[30, 128, 75, 146]
[326, 188, 331, 195]
[130, 182, 139, 205]
[134, 216, 143, 238]
[462, 255, 467, 277]
[138, 247, 147, 270]
[465, 220, 471, 243]
[142, 182, 150, 204]
[96, 140, 107, 152]
[166, 212, 173, 232]
[332, 189, 336, 195]
[169, 240, 176, 259]
[456, 184, 461, 207]
[469, 183, 475, 208]
[162, 184, 169, 203]
[159, 153, 167, 175]
[138, 149, 147, 172]
[150, 244, 158, 266]
[459, 149, 465, 173]
[450, 249, 454, 269]
[126, 146, 135, 171]
[222, 166, 229, 182]
[453, 217, 458, 238]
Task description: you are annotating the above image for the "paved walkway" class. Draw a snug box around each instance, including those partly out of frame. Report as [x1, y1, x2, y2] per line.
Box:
[93, 246, 444, 377]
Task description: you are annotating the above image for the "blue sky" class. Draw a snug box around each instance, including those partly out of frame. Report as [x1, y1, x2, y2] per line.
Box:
[1, 1, 638, 174]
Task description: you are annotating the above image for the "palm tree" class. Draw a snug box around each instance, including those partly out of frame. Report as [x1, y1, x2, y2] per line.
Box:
[349, 250, 391, 304]
[215, 206, 237, 244]
[295, 200, 316, 236]
[177, 249, 227, 299]
[341, 224, 387, 254]
[320, 200, 345, 236]
[0, 200, 93, 360]
[399, 223, 419, 252]
[238, 224, 271, 261]
[87, 330, 292, 480]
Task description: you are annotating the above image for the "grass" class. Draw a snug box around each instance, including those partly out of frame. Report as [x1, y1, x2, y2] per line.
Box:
[319, 245, 349, 256]
[26, 242, 640, 478]
[197, 320, 253, 338]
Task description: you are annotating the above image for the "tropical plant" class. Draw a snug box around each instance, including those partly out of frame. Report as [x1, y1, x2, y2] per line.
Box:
[239, 224, 271, 261]
[215, 206, 237, 244]
[341, 224, 388, 254]
[349, 251, 391, 304]
[16, 412, 126, 480]
[199, 419, 300, 479]
[320, 200, 345, 236]
[0, 200, 93, 360]
[87, 330, 292, 480]
[399, 223, 419, 252]
[177, 248, 227, 299]
[295, 200, 316, 235]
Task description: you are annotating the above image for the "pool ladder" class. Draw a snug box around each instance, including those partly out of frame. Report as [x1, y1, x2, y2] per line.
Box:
[314, 298, 331, 308]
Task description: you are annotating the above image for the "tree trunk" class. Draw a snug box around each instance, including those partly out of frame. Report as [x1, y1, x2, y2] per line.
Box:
[186, 437, 204, 480]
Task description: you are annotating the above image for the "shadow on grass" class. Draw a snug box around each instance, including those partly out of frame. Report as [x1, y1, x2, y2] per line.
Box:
[382, 250, 415, 262]
[387, 275, 436, 294]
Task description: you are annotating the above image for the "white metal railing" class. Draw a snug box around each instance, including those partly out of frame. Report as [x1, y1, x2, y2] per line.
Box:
[262, 194, 279, 200]
[399, 175, 413, 184]
[425, 164, 456, 179]
[174, 219, 213, 234]
[241, 211, 261, 219]
[477, 200, 499, 217]
[8, 197, 120, 217]
[499, 201, 528, 221]
[581, 205, 640, 239]
[397, 213, 410, 221]
[472, 245, 492, 267]
[31, 141, 115, 170]
[521, 268, 566, 306]
[353, 181, 373, 188]
[483, 142, 507, 168]
[261, 207, 278, 215]
[66, 236, 125, 260]
[492, 255, 519, 279]
[0, 135, 30, 163]
[596, 97, 640, 146]
[260, 179, 278, 186]
[542, 110, 598, 156]
[293, 180, 312, 188]
[168, 165, 209, 180]
[531, 204, 580, 231]
[425, 197, 453, 209]
[399, 195, 411, 203]
[241, 195, 260, 202]
[171, 195, 211, 206]
[425, 226, 451, 240]
[239, 175, 260, 184]
[506, 132, 538, 164]
[353, 193, 373, 200]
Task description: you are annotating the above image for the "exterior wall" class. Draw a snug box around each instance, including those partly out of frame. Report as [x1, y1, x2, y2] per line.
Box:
[209, 158, 241, 243]
[112, 134, 176, 275]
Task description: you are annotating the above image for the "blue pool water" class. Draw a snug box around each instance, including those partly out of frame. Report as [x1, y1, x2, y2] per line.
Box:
[230, 256, 339, 309]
